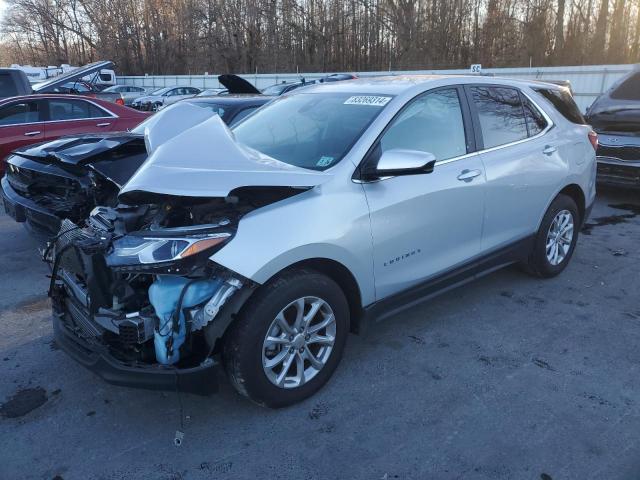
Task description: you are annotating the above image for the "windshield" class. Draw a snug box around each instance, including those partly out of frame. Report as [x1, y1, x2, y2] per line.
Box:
[197, 88, 226, 96]
[150, 87, 171, 96]
[261, 83, 295, 96]
[232, 92, 391, 170]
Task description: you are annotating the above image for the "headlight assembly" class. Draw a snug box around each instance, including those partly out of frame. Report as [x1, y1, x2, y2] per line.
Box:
[107, 233, 231, 267]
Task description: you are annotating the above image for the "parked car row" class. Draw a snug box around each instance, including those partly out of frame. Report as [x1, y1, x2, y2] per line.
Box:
[0, 73, 601, 409]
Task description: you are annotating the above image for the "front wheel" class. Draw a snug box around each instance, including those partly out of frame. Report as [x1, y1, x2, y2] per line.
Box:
[523, 194, 580, 278]
[223, 269, 349, 408]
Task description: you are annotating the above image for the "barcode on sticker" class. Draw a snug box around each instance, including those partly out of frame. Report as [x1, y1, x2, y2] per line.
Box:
[344, 96, 392, 106]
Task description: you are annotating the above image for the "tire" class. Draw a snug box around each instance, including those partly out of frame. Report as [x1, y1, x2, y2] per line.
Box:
[523, 194, 580, 278]
[223, 268, 349, 408]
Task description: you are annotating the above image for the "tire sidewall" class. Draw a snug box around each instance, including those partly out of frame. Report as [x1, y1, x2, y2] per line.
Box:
[225, 271, 349, 408]
[534, 194, 579, 277]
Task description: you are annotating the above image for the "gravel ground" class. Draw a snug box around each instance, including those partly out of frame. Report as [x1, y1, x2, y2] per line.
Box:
[0, 187, 639, 480]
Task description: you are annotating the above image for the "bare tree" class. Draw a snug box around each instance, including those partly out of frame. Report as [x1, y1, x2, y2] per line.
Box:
[2, 0, 638, 74]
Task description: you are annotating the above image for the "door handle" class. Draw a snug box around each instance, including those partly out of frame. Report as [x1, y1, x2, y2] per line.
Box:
[543, 145, 557, 155]
[457, 169, 482, 182]
[24, 131, 41, 136]
[96, 122, 111, 127]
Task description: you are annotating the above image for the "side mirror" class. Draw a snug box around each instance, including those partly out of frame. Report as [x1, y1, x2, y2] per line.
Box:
[365, 148, 436, 179]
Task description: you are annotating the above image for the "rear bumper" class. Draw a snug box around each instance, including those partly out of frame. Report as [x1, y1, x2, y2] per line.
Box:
[596, 156, 640, 188]
[52, 308, 219, 396]
[1, 176, 60, 236]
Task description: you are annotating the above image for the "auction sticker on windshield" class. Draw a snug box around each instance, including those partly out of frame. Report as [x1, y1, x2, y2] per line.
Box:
[344, 96, 392, 106]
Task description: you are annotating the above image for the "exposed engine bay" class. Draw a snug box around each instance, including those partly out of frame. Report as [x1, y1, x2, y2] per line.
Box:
[47, 187, 302, 385]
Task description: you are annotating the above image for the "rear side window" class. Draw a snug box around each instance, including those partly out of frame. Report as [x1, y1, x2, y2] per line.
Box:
[0, 102, 40, 125]
[610, 72, 640, 100]
[49, 99, 109, 121]
[470, 86, 528, 149]
[534, 88, 585, 124]
[522, 96, 548, 136]
[0, 73, 19, 97]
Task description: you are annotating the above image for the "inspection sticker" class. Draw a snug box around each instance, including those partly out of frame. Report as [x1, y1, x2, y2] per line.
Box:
[344, 96, 392, 107]
[316, 156, 334, 167]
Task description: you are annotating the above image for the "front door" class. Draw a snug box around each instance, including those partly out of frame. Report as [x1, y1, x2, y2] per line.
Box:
[362, 87, 486, 300]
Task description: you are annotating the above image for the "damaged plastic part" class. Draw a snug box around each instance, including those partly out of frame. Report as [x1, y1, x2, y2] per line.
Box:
[149, 276, 223, 365]
[190, 278, 243, 331]
[148, 275, 243, 365]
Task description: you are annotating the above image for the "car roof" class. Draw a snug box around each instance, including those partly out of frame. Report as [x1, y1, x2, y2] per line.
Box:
[300, 74, 565, 95]
[0, 94, 147, 116]
[182, 95, 274, 105]
[0, 93, 108, 104]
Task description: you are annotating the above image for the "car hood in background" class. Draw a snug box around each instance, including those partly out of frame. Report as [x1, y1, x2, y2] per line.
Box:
[120, 114, 331, 201]
[218, 74, 261, 94]
[32, 60, 114, 93]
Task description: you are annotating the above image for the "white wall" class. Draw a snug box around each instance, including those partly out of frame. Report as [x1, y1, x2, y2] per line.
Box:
[117, 64, 637, 112]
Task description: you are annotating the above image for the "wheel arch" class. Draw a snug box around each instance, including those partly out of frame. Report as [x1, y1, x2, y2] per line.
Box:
[271, 258, 365, 334]
[558, 183, 586, 225]
[537, 182, 587, 231]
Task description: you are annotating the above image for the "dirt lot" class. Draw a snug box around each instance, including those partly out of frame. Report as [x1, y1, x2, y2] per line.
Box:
[1, 187, 639, 480]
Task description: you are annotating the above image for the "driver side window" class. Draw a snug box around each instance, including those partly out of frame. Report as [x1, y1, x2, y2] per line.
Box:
[380, 88, 467, 161]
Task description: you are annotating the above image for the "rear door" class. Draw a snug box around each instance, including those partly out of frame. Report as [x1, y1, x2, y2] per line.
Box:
[466, 85, 557, 253]
[0, 100, 44, 169]
[43, 98, 117, 139]
[362, 86, 486, 300]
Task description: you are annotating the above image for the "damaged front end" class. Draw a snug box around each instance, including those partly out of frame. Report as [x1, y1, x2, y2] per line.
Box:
[48, 196, 258, 395]
[46, 107, 330, 394]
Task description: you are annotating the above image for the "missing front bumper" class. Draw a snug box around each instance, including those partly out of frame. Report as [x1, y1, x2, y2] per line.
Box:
[52, 310, 220, 395]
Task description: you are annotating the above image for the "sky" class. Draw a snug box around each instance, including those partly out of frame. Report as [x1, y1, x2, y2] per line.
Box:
[0, 1, 6, 23]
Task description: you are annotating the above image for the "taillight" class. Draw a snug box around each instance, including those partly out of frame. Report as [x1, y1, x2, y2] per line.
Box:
[588, 130, 598, 151]
[115, 98, 125, 106]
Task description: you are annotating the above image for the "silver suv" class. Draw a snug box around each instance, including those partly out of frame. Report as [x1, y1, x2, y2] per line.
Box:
[49, 76, 596, 407]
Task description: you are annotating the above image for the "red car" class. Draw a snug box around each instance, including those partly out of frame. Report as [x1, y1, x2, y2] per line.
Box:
[0, 94, 149, 175]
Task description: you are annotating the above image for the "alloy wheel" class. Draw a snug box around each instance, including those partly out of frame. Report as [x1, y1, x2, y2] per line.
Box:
[262, 296, 336, 389]
[546, 209, 574, 266]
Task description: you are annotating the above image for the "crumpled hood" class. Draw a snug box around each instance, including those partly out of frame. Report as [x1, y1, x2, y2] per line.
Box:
[12, 134, 142, 166]
[120, 114, 332, 200]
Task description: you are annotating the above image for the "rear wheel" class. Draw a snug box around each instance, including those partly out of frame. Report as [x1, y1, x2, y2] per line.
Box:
[223, 269, 349, 408]
[524, 194, 579, 278]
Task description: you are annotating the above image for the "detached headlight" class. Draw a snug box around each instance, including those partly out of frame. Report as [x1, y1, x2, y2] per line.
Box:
[108, 233, 231, 266]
